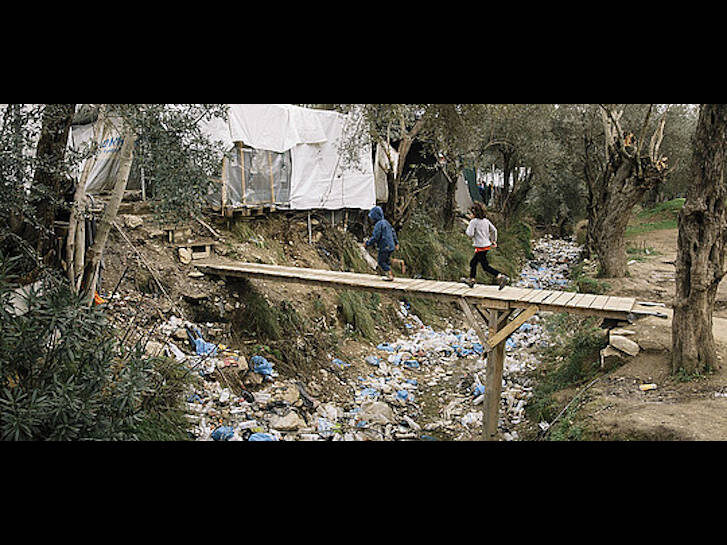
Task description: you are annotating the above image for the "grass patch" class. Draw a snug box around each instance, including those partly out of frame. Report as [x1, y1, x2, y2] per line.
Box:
[397, 210, 531, 284]
[338, 289, 382, 341]
[626, 198, 684, 237]
[525, 313, 607, 437]
[569, 262, 611, 294]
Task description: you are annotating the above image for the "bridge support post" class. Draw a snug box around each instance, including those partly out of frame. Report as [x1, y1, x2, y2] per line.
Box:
[483, 308, 505, 441]
[459, 298, 505, 441]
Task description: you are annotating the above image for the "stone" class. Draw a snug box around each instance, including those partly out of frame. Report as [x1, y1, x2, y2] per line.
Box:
[144, 341, 165, 357]
[174, 328, 187, 340]
[269, 411, 305, 431]
[609, 334, 640, 356]
[600, 345, 626, 370]
[121, 214, 144, 229]
[178, 247, 192, 265]
[359, 400, 395, 425]
[278, 384, 300, 405]
[611, 328, 636, 336]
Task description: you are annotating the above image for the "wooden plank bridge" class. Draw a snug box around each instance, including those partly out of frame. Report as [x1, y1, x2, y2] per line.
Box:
[196, 260, 666, 441]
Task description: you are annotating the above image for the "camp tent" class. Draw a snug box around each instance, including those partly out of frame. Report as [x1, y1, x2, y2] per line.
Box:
[201, 104, 376, 211]
[65, 104, 377, 212]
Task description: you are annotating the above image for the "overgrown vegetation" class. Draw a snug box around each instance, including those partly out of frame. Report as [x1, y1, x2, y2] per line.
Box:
[525, 313, 607, 440]
[397, 209, 532, 283]
[0, 254, 193, 440]
[568, 262, 612, 294]
[625, 198, 684, 237]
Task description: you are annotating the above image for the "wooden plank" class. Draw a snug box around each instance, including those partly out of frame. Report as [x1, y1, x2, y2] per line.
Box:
[603, 296, 635, 312]
[484, 304, 539, 350]
[588, 295, 610, 311]
[548, 291, 578, 307]
[529, 289, 556, 304]
[563, 292, 589, 308]
[573, 293, 599, 308]
[522, 289, 546, 303]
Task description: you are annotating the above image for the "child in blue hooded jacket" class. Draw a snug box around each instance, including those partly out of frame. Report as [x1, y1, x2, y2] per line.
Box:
[365, 206, 399, 281]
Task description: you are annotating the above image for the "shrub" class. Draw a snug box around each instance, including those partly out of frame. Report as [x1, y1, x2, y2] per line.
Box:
[0, 254, 192, 440]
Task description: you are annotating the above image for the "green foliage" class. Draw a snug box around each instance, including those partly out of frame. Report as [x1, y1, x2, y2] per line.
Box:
[569, 262, 611, 294]
[526, 313, 607, 427]
[338, 290, 379, 341]
[0, 254, 193, 440]
[397, 209, 531, 283]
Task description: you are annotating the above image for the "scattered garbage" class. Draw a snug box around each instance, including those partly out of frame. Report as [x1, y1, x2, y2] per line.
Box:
[167, 235, 583, 442]
[639, 383, 657, 392]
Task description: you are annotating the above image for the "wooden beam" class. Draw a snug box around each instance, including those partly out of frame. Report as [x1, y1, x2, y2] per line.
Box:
[484, 308, 505, 441]
[484, 304, 539, 350]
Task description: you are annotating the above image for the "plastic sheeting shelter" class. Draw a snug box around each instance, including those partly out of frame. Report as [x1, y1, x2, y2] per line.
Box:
[202, 104, 376, 211]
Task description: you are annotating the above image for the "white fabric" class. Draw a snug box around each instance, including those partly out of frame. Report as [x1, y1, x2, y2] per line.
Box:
[289, 110, 375, 210]
[226, 104, 327, 153]
[198, 103, 376, 210]
[454, 173, 474, 213]
[69, 116, 126, 193]
[374, 140, 398, 203]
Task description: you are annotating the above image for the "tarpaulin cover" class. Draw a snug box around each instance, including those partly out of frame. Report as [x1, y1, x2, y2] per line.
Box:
[69, 117, 126, 194]
[202, 104, 375, 211]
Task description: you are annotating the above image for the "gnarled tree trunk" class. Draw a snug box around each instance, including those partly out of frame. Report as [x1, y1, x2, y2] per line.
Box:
[584, 105, 669, 277]
[672, 104, 727, 374]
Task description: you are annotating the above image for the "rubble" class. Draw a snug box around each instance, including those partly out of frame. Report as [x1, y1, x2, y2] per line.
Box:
[147, 234, 587, 441]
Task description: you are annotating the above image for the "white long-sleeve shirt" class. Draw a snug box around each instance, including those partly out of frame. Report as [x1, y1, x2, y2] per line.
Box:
[465, 218, 497, 248]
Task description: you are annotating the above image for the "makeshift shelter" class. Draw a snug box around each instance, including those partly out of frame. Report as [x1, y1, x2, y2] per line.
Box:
[201, 104, 376, 212]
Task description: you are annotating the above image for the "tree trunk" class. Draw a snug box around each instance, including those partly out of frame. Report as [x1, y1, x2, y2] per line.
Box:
[79, 121, 137, 302]
[29, 104, 76, 265]
[672, 104, 727, 374]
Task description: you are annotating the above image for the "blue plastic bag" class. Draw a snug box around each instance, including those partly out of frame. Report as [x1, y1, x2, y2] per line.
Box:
[332, 358, 350, 368]
[377, 343, 396, 352]
[248, 433, 277, 441]
[365, 356, 380, 366]
[396, 390, 409, 401]
[473, 384, 486, 396]
[250, 355, 273, 376]
[211, 426, 235, 441]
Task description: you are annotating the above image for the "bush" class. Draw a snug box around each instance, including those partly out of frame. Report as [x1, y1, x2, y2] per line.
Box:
[0, 254, 193, 440]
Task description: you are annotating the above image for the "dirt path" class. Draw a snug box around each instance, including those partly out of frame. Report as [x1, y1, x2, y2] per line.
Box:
[573, 228, 727, 440]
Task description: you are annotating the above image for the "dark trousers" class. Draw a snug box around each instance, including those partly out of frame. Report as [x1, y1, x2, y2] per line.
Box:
[378, 249, 393, 272]
[469, 250, 501, 279]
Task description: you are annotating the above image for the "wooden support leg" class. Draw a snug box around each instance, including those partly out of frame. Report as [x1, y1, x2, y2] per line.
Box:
[459, 298, 503, 441]
[484, 308, 505, 441]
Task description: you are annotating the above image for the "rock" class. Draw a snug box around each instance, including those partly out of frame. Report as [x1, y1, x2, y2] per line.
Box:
[174, 328, 187, 340]
[359, 400, 394, 425]
[609, 334, 640, 356]
[611, 328, 636, 336]
[278, 384, 300, 405]
[600, 345, 626, 370]
[121, 214, 144, 229]
[178, 247, 192, 265]
[144, 341, 165, 357]
[269, 411, 305, 431]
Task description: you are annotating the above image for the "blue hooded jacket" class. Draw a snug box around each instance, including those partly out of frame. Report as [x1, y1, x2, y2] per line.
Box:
[366, 206, 398, 252]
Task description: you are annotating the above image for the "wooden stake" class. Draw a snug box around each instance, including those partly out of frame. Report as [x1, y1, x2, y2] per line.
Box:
[268, 150, 275, 204]
[239, 143, 246, 206]
[221, 154, 228, 216]
[484, 308, 505, 441]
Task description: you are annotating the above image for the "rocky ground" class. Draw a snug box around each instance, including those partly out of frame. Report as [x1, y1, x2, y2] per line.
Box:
[148, 234, 585, 442]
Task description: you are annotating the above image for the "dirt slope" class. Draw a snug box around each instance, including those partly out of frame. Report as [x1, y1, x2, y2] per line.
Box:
[575, 228, 727, 440]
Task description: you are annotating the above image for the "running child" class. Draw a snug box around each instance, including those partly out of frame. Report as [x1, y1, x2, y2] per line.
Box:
[365, 206, 399, 281]
[462, 202, 510, 290]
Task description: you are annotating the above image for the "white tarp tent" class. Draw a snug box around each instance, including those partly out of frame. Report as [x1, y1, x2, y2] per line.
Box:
[201, 104, 376, 211]
[68, 116, 128, 194]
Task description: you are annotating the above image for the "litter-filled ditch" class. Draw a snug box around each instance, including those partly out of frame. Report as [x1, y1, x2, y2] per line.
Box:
[162, 235, 584, 441]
